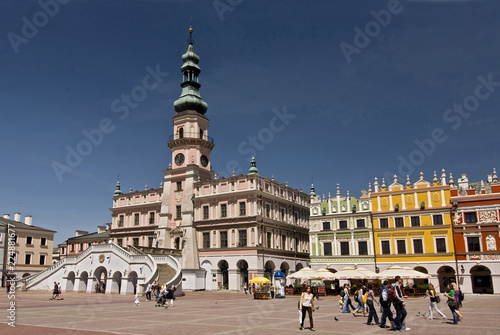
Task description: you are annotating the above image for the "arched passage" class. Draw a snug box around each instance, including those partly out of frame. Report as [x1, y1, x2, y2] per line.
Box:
[264, 261, 275, 280]
[94, 266, 107, 293]
[413, 266, 429, 287]
[111, 271, 122, 294]
[127, 271, 138, 294]
[78, 271, 88, 292]
[437, 266, 456, 292]
[280, 262, 290, 278]
[201, 260, 213, 290]
[66, 271, 75, 291]
[218, 260, 229, 289]
[237, 259, 248, 290]
[295, 263, 304, 272]
[471, 265, 493, 294]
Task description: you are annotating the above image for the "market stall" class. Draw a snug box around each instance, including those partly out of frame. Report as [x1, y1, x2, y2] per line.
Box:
[249, 277, 271, 299]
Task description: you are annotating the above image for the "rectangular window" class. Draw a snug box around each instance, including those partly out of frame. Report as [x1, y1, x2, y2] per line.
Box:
[381, 240, 391, 255]
[26, 236, 33, 245]
[356, 219, 365, 228]
[220, 231, 228, 248]
[148, 237, 154, 247]
[239, 230, 247, 247]
[433, 215, 443, 225]
[133, 238, 139, 247]
[70, 244, 75, 252]
[221, 204, 227, 218]
[339, 220, 348, 229]
[324, 242, 332, 256]
[39, 254, 46, 265]
[395, 217, 404, 228]
[134, 213, 140, 225]
[266, 204, 271, 218]
[239, 202, 246, 216]
[203, 232, 210, 249]
[435, 238, 446, 253]
[281, 208, 285, 221]
[118, 215, 124, 227]
[380, 218, 389, 229]
[397, 239, 406, 254]
[358, 241, 368, 255]
[25, 254, 32, 264]
[176, 205, 182, 219]
[117, 238, 123, 247]
[149, 212, 155, 224]
[413, 239, 423, 254]
[465, 212, 477, 223]
[281, 235, 286, 249]
[322, 222, 330, 230]
[267, 232, 272, 248]
[176, 181, 182, 191]
[467, 236, 480, 252]
[80, 243, 83, 251]
[411, 216, 420, 227]
[294, 212, 298, 224]
[40, 237, 47, 246]
[340, 241, 350, 255]
[203, 206, 209, 219]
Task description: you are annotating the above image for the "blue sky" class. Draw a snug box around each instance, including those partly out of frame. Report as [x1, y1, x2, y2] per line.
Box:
[1, 0, 499, 245]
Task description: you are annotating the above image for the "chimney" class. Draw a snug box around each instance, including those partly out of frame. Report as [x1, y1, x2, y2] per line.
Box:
[25, 215, 32, 226]
[3, 214, 10, 220]
[97, 226, 106, 234]
[75, 230, 89, 237]
[14, 212, 21, 222]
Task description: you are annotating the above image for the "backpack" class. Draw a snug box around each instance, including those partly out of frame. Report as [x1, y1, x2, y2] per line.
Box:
[381, 288, 388, 302]
[353, 291, 359, 300]
[362, 292, 368, 304]
[458, 290, 464, 302]
[388, 287, 398, 302]
[340, 290, 345, 298]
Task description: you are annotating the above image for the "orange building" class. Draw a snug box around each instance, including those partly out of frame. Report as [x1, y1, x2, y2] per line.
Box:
[450, 169, 500, 294]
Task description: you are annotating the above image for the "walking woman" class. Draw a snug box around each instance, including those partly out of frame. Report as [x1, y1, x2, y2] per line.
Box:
[366, 283, 380, 325]
[299, 286, 315, 331]
[444, 283, 458, 324]
[427, 283, 446, 320]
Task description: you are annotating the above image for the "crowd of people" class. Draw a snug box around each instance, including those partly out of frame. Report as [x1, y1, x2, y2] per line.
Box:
[300, 275, 465, 332]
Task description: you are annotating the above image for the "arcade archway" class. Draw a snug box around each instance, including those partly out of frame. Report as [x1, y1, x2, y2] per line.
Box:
[471, 265, 493, 294]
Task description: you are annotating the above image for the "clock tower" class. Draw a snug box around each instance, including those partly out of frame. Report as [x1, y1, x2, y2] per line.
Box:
[158, 26, 214, 290]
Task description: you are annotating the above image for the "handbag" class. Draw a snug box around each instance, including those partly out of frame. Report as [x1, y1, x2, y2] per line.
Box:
[436, 296, 441, 303]
[448, 300, 458, 309]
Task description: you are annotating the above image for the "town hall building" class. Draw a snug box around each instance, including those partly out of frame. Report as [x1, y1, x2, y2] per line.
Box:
[109, 26, 310, 290]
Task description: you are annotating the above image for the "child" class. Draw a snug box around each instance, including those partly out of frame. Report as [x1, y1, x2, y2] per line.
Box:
[339, 298, 344, 312]
[134, 294, 140, 306]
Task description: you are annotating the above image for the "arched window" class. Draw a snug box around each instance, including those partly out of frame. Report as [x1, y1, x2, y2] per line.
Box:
[179, 128, 184, 139]
[200, 129, 204, 139]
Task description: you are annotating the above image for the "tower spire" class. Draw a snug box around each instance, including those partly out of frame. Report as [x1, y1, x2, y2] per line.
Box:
[173, 24, 208, 114]
[248, 154, 259, 175]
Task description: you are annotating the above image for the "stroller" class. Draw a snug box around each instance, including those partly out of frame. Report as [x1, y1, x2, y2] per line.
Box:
[155, 292, 168, 307]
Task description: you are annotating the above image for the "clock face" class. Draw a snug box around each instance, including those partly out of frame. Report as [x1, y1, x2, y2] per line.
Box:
[200, 155, 209, 167]
[175, 153, 185, 166]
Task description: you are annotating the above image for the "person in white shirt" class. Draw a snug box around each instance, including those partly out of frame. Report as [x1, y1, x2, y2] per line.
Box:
[299, 286, 315, 331]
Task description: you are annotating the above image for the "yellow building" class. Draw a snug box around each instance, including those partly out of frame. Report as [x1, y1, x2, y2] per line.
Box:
[371, 171, 456, 289]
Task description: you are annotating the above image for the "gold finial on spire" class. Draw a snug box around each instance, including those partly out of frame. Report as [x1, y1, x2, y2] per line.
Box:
[188, 18, 194, 44]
